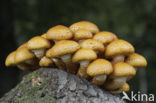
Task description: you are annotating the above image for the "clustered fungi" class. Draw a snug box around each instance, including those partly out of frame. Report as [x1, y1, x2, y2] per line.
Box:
[5, 21, 147, 94]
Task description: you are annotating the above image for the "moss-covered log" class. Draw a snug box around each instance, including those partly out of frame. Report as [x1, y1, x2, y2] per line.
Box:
[0, 68, 126, 103]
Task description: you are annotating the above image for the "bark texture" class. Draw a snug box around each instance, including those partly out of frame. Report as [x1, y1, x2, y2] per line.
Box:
[0, 68, 126, 103]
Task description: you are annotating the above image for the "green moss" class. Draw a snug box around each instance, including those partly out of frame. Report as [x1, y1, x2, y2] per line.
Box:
[12, 70, 55, 103]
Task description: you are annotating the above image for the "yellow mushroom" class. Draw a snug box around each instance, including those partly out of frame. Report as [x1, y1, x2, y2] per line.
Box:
[74, 29, 93, 43]
[104, 62, 136, 90]
[27, 36, 51, 59]
[72, 48, 97, 79]
[93, 31, 118, 46]
[87, 59, 113, 86]
[125, 53, 147, 81]
[69, 21, 99, 34]
[80, 39, 104, 57]
[105, 40, 135, 64]
[15, 47, 39, 70]
[46, 40, 80, 73]
[46, 25, 73, 43]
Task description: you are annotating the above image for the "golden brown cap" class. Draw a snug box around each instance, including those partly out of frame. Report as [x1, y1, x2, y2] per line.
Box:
[80, 39, 104, 53]
[5, 51, 16, 66]
[15, 48, 35, 64]
[109, 62, 136, 79]
[39, 56, 53, 67]
[93, 31, 118, 45]
[41, 33, 47, 38]
[46, 25, 73, 40]
[27, 36, 51, 50]
[87, 59, 113, 76]
[18, 42, 27, 50]
[72, 48, 97, 63]
[69, 21, 99, 34]
[105, 40, 135, 58]
[125, 53, 147, 68]
[74, 29, 93, 41]
[46, 40, 80, 58]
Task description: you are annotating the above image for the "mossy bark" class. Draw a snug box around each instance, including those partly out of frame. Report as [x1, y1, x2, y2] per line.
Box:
[0, 68, 126, 103]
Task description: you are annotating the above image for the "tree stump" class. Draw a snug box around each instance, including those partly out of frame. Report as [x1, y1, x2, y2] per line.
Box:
[0, 68, 126, 103]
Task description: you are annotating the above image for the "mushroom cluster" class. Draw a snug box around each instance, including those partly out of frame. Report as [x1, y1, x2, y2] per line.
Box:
[5, 21, 147, 94]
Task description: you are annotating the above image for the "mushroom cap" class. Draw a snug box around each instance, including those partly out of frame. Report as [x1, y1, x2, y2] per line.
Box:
[74, 29, 93, 41]
[109, 62, 136, 79]
[46, 25, 73, 40]
[87, 59, 113, 76]
[5, 51, 16, 66]
[27, 36, 51, 50]
[15, 47, 35, 64]
[46, 40, 80, 57]
[69, 21, 99, 34]
[120, 83, 130, 92]
[18, 42, 27, 50]
[105, 40, 135, 58]
[39, 56, 53, 67]
[93, 31, 118, 45]
[125, 53, 147, 68]
[80, 39, 104, 53]
[72, 48, 97, 63]
[41, 33, 47, 38]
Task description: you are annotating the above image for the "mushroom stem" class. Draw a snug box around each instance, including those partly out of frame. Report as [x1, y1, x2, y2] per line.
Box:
[112, 55, 125, 64]
[60, 54, 77, 74]
[52, 58, 66, 70]
[32, 49, 45, 59]
[92, 75, 107, 85]
[77, 60, 90, 78]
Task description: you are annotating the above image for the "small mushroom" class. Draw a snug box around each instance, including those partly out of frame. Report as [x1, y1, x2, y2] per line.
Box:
[80, 39, 104, 57]
[110, 83, 130, 94]
[46, 25, 73, 69]
[46, 25, 73, 43]
[5, 51, 16, 67]
[46, 40, 80, 73]
[105, 40, 135, 64]
[74, 29, 93, 43]
[125, 53, 147, 70]
[93, 31, 118, 46]
[27, 36, 51, 59]
[125, 53, 147, 81]
[72, 48, 97, 79]
[104, 62, 136, 90]
[39, 56, 54, 67]
[69, 21, 99, 34]
[15, 47, 39, 70]
[87, 59, 113, 85]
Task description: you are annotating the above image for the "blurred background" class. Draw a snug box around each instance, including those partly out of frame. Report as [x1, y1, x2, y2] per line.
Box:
[0, 0, 156, 102]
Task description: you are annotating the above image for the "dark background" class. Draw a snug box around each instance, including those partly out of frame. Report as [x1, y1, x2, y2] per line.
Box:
[0, 0, 156, 102]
